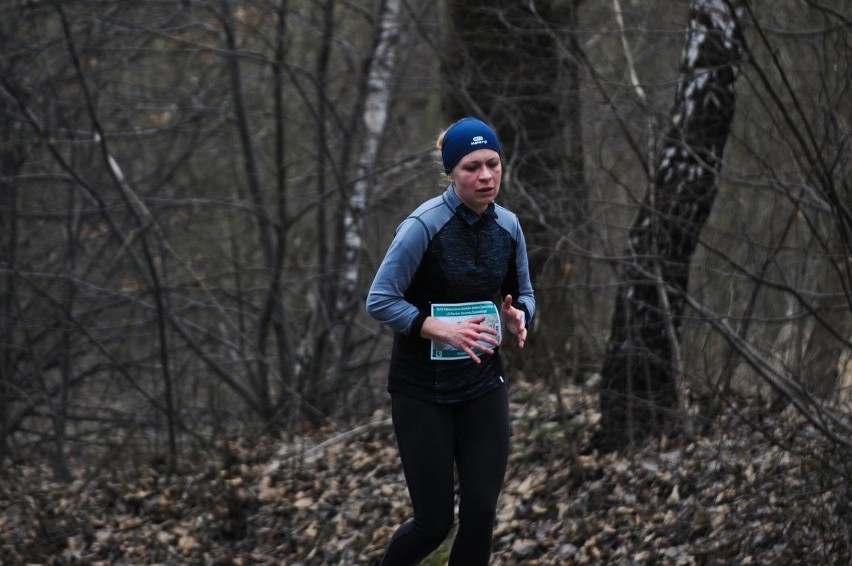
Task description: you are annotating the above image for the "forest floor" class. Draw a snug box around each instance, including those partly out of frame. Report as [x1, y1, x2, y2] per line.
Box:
[2, 379, 851, 565]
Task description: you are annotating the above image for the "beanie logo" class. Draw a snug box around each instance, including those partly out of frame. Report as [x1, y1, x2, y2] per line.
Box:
[471, 135, 488, 146]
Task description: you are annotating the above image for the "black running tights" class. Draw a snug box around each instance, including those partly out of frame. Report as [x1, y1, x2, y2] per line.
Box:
[379, 385, 510, 566]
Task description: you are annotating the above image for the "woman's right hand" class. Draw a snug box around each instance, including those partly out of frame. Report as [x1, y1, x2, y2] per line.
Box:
[420, 315, 499, 364]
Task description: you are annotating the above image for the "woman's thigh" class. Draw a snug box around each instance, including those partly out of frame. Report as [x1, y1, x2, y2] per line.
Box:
[390, 393, 457, 522]
[454, 385, 510, 505]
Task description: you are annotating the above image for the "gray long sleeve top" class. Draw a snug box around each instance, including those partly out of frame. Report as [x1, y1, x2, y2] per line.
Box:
[366, 185, 535, 403]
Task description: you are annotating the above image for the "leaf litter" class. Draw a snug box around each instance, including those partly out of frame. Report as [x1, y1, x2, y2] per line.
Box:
[2, 379, 850, 565]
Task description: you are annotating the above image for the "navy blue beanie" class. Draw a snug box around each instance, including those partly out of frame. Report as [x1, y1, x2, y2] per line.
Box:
[441, 117, 501, 174]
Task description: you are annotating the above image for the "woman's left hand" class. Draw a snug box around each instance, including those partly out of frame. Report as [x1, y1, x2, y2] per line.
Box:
[501, 295, 527, 349]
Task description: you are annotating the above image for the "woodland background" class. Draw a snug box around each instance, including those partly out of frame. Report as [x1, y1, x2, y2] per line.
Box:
[1, 0, 851, 564]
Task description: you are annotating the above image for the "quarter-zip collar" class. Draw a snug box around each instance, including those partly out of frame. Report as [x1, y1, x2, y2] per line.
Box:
[442, 184, 497, 226]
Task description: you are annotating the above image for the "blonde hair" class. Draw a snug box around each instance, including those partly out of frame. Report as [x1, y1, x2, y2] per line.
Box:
[436, 128, 450, 179]
[436, 128, 448, 150]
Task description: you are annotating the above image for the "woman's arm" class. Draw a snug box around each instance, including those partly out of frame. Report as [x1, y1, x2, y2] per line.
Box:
[366, 218, 429, 334]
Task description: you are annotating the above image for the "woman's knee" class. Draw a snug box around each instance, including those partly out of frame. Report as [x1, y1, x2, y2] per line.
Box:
[458, 496, 498, 529]
[414, 506, 455, 546]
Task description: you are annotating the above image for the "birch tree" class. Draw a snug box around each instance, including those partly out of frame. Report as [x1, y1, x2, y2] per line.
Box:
[681, 0, 852, 445]
[329, 0, 401, 404]
[597, 0, 745, 449]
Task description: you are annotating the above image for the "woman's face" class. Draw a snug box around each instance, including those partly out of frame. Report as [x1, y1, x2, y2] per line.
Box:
[449, 149, 502, 215]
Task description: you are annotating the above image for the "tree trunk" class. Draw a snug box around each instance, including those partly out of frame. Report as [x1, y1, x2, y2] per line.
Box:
[300, 0, 336, 422]
[442, 0, 578, 277]
[441, 0, 585, 383]
[0, 100, 22, 473]
[221, 0, 275, 421]
[270, 0, 296, 424]
[332, 0, 401, 414]
[597, 0, 744, 450]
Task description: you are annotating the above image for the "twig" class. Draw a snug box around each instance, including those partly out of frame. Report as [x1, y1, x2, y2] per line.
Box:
[266, 418, 393, 473]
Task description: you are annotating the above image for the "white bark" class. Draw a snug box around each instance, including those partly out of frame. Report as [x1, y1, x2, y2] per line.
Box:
[340, 0, 401, 303]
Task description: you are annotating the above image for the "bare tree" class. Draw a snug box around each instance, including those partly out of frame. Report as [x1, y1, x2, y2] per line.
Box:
[597, 0, 745, 449]
[0, 35, 25, 473]
[3, 0, 847, 489]
[332, 0, 401, 411]
[681, 0, 852, 443]
[440, 0, 592, 392]
[0, 1, 254, 474]
[0, 0, 441, 473]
